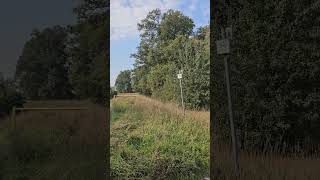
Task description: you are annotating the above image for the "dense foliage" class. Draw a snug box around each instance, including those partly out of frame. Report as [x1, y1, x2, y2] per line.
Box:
[115, 70, 132, 93]
[68, 0, 108, 104]
[15, 0, 108, 104]
[131, 9, 210, 110]
[212, 0, 320, 151]
[15, 26, 73, 99]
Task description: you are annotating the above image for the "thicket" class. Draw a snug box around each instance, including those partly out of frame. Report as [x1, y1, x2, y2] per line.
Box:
[212, 0, 320, 151]
[130, 9, 210, 110]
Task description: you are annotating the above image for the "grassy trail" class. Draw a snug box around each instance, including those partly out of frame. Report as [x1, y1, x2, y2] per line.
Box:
[111, 94, 210, 179]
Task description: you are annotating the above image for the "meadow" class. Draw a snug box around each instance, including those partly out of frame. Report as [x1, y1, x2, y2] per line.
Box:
[111, 94, 210, 179]
[0, 100, 107, 180]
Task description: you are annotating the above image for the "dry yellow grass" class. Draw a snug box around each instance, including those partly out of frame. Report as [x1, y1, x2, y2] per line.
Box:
[212, 146, 320, 180]
[113, 94, 209, 127]
[13, 100, 107, 144]
[0, 100, 107, 179]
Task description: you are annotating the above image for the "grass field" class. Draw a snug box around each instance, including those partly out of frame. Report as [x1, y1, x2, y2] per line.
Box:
[0, 100, 107, 180]
[111, 94, 320, 180]
[110, 94, 210, 179]
[1, 96, 319, 179]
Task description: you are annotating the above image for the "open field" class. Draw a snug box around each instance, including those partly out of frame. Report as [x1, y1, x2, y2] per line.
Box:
[0, 100, 107, 180]
[111, 94, 210, 179]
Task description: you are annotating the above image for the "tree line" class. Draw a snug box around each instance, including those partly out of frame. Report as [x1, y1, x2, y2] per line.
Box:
[0, 0, 108, 116]
[15, 0, 108, 103]
[116, 9, 210, 110]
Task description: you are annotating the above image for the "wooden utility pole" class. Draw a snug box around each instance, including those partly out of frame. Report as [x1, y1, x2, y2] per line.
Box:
[224, 4, 239, 176]
[224, 55, 239, 175]
[215, 1, 239, 176]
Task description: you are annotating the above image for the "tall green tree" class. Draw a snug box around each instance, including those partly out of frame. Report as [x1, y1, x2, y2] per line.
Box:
[68, 0, 108, 103]
[132, 9, 209, 110]
[15, 26, 73, 99]
[159, 9, 194, 42]
[115, 70, 132, 93]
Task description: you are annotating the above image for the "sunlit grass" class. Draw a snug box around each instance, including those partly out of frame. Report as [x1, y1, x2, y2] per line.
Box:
[111, 95, 210, 179]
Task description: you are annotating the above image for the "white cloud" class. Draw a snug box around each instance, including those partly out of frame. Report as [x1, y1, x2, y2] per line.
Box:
[110, 0, 182, 40]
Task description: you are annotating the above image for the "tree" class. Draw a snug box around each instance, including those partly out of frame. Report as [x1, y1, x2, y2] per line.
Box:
[13, 0, 109, 104]
[131, 9, 209, 110]
[115, 70, 132, 93]
[159, 9, 194, 42]
[181, 31, 210, 110]
[68, 0, 108, 104]
[15, 26, 73, 99]
[0, 73, 25, 116]
[131, 9, 196, 95]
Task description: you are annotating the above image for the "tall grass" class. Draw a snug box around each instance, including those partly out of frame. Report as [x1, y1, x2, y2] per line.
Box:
[111, 95, 210, 179]
[111, 95, 320, 180]
[212, 129, 320, 180]
[212, 145, 320, 180]
[0, 100, 107, 180]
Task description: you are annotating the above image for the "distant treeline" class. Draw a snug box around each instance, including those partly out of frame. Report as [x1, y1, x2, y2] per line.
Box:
[212, 0, 320, 151]
[124, 9, 209, 110]
[14, 0, 108, 104]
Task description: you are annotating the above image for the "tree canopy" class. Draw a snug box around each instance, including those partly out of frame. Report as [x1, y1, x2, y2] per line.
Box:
[15, 26, 73, 100]
[115, 70, 132, 93]
[68, 0, 108, 104]
[14, 0, 108, 104]
[131, 9, 209, 110]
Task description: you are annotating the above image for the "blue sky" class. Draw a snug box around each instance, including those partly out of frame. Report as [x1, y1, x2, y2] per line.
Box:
[110, 0, 210, 86]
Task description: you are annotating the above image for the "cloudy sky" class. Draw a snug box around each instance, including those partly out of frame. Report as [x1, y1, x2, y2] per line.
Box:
[110, 0, 210, 86]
